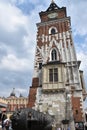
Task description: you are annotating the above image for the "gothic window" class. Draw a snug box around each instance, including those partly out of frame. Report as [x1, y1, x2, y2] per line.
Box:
[49, 68, 58, 82]
[51, 49, 57, 61]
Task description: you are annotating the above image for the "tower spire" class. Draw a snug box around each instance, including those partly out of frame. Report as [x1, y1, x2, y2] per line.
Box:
[51, 0, 54, 3]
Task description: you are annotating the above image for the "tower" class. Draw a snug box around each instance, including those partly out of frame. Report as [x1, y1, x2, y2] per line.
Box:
[28, 1, 86, 129]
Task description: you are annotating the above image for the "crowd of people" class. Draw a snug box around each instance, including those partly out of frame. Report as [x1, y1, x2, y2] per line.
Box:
[0, 111, 12, 130]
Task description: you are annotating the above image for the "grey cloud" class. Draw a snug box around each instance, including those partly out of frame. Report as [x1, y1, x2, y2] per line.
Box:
[0, 44, 8, 59]
[0, 25, 32, 58]
[0, 25, 27, 46]
[0, 69, 33, 97]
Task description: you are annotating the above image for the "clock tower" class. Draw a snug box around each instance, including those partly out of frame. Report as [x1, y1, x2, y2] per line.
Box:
[28, 1, 86, 129]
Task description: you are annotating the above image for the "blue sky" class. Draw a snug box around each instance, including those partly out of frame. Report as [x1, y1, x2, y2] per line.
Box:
[0, 0, 87, 107]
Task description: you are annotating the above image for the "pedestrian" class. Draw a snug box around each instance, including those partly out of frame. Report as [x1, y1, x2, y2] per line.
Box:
[75, 123, 79, 130]
[0, 111, 2, 130]
[67, 126, 70, 130]
[0, 121, 2, 130]
[1, 111, 7, 130]
[4, 117, 10, 130]
[57, 127, 61, 130]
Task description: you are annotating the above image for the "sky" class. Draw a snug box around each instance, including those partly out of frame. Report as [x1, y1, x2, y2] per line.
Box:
[0, 0, 87, 107]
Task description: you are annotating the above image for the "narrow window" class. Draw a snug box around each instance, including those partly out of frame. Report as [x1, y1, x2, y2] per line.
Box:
[49, 68, 58, 82]
[49, 69, 53, 82]
[51, 49, 57, 61]
[54, 68, 58, 81]
[39, 63, 42, 69]
[76, 110, 78, 115]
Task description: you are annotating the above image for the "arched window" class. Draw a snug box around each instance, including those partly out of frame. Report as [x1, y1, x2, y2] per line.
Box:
[51, 49, 57, 61]
[49, 27, 57, 34]
[51, 28, 56, 34]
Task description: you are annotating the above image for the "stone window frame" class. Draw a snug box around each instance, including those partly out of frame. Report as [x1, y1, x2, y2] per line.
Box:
[49, 26, 58, 35]
[51, 48, 57, 61]
[50, 47, 59, 61]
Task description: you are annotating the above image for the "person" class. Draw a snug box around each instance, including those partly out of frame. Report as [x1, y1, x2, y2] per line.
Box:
[0, 120, 2, 130]
[0, 111, 2, 130]
[67, 126, 70, 130]
[75, 123, 79, 130]
[57, 127, 61, 130]
[4, 117, 10, 130]
[1, 111, 7, 130]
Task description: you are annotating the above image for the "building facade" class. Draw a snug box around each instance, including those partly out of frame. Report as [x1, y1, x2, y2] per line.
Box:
[28, 1, 86, 130]
[0, 97, 7, 111]
[6, 88, 28, 112]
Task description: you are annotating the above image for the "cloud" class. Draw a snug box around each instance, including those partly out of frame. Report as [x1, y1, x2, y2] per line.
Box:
[77, 44, 87, 71]
[0, 54, 32, 71]
[0, 0, 34, 97]
[77, 50, 87, 75]
[0, 1, 28, 32]
[75, 36, 87, 97]
[70, 1, 87, 36]
[0, 1, 31, 58]
[15, 87, 28, 96]
[0, 69, 32, 97]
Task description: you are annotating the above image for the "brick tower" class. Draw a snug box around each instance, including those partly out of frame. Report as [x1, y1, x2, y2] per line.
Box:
[28, 1, 86, 129]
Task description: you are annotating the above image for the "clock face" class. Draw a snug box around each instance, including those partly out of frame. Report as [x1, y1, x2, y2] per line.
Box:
[48, 12, 58, 19]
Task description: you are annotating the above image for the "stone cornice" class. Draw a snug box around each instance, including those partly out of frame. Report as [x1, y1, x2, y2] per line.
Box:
[36, 16, 70, 27]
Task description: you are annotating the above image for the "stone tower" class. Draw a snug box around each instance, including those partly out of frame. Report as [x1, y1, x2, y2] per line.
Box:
[28, 1, 86, 129]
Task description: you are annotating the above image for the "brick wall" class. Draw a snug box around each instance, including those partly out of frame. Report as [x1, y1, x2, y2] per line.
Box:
[28, 87, 37, 108]
[32, 78, 39, 88]
[71, 96, 83, 122]
[39, 8, 66, 22]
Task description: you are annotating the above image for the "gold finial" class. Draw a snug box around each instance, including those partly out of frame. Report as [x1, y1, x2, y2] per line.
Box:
[51, 0, 54, 3]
